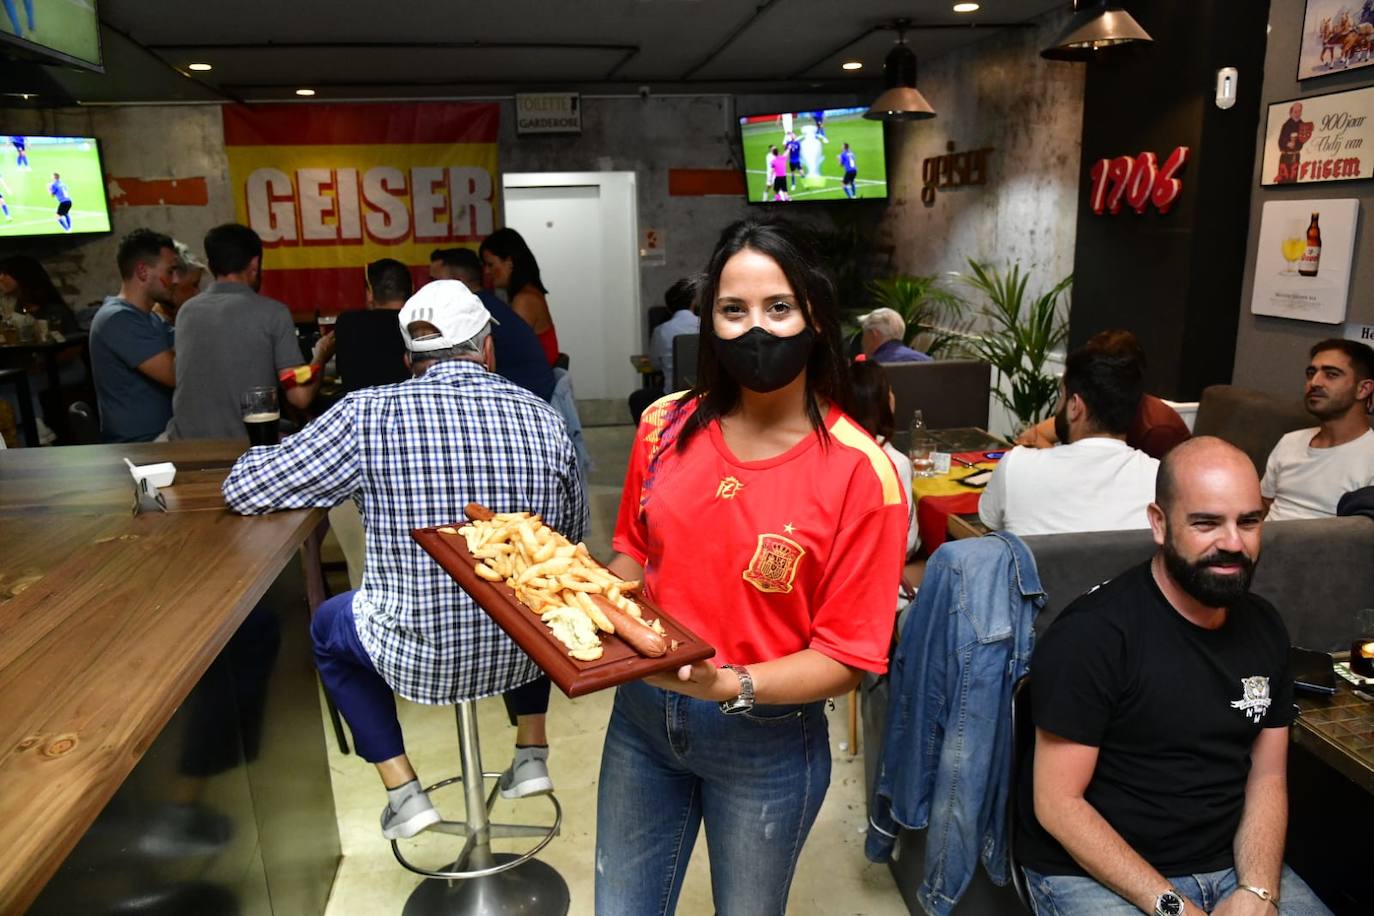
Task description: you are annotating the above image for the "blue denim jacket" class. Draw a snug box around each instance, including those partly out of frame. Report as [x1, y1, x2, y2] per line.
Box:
[550, 367, 592, 489]
[866, 531, 1043, 916]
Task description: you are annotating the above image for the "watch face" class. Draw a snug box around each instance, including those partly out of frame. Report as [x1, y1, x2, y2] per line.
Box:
[1157, 891, 1184, 916]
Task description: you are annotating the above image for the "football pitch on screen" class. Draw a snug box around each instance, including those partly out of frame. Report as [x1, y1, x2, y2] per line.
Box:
[740, 112, 887, 203]
[0, 0, 101, 66]
[0, 140, 110, 237]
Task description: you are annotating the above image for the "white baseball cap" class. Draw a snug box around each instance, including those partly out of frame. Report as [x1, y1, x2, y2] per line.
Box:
[397, 279, 498, 353]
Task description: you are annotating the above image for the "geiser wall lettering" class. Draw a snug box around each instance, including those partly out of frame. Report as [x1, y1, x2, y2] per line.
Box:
[243, 163, 493, 245]
[223, 102, 500, 312]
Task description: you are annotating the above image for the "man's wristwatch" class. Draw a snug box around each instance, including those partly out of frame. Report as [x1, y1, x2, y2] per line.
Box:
[718, 664, 755, 715]
[1238, 884, 1278, 909]
[1153, 889, 1185, 916]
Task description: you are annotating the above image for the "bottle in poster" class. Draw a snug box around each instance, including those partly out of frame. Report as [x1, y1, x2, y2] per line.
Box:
[1299, 212, 1321, 277]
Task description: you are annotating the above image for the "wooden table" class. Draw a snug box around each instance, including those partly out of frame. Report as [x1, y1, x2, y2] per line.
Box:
[0, 441, 338, 914]
[911, 428, 1010, 552]
[0, 334, 90, 442]
[1294, 682, 1374, 795]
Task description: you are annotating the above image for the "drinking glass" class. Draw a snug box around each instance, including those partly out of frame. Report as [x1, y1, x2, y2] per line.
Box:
[241, 387, 280, 447]
[1279, 219, 1305, 275]
[910, 432, 937, 479]
[1353, 609, 1374, 677]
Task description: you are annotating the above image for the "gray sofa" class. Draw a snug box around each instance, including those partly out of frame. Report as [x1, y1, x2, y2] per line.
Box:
[1192, 383, 1373, 476]
[881, 359, 991, 436]
[862, 516, 1374, 914]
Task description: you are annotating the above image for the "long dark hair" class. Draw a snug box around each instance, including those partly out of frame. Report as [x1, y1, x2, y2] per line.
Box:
[479, 227, 548, 298]
[0, 255, 66, 308]
[674, 218, 851, 451]
[845, 360, 896, 444]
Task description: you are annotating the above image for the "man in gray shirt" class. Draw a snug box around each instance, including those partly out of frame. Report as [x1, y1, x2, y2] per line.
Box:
[168, 223, 333, 439]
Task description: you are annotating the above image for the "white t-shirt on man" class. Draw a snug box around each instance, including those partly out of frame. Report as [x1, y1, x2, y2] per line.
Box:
[1260, 427, 1374, 521]
[978, 437, 1159, 536]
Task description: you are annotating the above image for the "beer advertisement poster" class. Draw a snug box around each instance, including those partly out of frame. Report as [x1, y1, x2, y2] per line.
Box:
[1250, 199, 1359, 324]
[1262, 86, 1374, 185]
[1298, 1, 1374, 81]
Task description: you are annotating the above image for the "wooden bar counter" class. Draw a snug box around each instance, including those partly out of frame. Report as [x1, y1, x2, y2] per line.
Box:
[0, 441, 339, 915]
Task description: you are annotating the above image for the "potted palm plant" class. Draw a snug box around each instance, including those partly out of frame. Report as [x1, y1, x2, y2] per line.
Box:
[952, 259, 1073, 434]
[863, 274, 969, 358]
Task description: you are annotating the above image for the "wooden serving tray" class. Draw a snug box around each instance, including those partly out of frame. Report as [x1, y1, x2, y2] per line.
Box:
[412, 526, 716, 697]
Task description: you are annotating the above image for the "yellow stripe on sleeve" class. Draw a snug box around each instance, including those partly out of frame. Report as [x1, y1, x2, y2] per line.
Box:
[828, 415, 904, 507]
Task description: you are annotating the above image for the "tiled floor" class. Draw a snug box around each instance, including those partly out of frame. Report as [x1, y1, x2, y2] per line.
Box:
[319, 425, 908, 916]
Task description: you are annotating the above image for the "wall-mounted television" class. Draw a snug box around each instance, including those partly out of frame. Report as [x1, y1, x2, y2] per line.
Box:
[0, 0, 103, 71]
[739, 107, 888, 203]
[0, 135, 112, 238]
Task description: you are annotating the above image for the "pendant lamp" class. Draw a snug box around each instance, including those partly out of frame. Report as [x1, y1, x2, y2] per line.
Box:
[1041, 0, 1153, 61]
[864, 24, 935, 121]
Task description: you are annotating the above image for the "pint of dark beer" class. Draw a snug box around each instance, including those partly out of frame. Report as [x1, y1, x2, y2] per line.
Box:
[241, 387, 280, 447]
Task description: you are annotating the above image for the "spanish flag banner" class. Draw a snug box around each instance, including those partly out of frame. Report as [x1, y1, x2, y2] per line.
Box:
[222, 102, 500, 315]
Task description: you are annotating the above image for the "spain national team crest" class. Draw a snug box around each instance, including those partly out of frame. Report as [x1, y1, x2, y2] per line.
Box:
[743, 533, 805, 594]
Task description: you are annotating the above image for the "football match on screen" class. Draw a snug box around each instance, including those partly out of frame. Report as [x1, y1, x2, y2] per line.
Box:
[0, 136, 111, 238]
[739, 107, 888, 204]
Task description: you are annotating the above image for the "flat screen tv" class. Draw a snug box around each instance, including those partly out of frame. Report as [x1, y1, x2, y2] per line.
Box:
[0, 135, 112, 238]
[739, 106, 887, 203]
[0, 0, 102, 70]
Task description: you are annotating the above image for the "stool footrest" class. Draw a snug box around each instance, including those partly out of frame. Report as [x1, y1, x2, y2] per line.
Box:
[489, 822, 560, 840]
[392, 778, 563, 881]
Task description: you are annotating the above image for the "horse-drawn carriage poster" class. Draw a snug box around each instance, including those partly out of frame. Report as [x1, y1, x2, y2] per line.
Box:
[1300, 1, 1374, 79]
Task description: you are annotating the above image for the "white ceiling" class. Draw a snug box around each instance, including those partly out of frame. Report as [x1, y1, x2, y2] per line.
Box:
[39, 0, 1065, 103]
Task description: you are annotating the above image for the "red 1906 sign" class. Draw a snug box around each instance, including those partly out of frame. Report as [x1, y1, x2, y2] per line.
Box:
[1088, 146, 1190, 216]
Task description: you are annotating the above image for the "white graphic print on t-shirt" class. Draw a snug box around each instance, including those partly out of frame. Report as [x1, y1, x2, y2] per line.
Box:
[1229, 676, 1271, 723]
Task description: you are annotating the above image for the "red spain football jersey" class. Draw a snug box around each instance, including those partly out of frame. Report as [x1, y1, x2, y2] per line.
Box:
[612, 395, 908, 674]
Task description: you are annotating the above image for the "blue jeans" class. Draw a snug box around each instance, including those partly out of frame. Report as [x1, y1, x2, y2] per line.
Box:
[1025, 864, 1332, 915]
[595, 679, 831, 916]
[312, 591, 552, 764]
[311, 591, 406, 763]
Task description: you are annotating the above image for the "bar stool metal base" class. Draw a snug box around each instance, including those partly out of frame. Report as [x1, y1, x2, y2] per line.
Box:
[394, 701, 569, 915]
[401, 853, 569, 916]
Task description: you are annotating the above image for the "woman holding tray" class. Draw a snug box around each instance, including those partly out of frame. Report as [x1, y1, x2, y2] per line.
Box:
[599, 218, 908, 915]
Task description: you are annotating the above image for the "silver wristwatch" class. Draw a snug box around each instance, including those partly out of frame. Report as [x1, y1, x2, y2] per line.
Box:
[1153, 889, 1184, 916]
[718, 664, 755, 715]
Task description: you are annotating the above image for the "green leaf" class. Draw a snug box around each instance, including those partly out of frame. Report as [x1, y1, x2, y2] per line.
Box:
[948, 260, 1073, 429]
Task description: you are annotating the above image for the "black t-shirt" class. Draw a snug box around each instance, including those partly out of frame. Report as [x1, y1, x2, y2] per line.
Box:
[334, 309, 408, 393]
[1016, 560, 1294, 877]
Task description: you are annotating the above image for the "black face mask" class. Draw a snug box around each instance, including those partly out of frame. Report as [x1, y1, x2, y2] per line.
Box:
[712, 326, 815, 393]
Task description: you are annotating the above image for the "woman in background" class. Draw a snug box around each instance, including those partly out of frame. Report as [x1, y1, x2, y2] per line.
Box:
[0, 255, 78, 333]
[846, 359, 918, 558]
[479, 228, 559, 367]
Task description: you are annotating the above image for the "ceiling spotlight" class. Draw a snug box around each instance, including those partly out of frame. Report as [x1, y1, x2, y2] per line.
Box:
[187, 62, 212, 71]
[864, 21, 936, 122]
[1042, 1, 1153, 61]
[842, 61, 863, 70]
[295, 88, 317, 96]
[953, 2, 981, 11]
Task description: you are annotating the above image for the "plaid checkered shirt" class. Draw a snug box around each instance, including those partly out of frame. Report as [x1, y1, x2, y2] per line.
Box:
[223, 359, 588, 704]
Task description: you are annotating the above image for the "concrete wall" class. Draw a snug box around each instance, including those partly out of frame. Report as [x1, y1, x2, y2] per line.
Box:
[878, 13, 1084, 289]
[1, 105, 235, 310]
[2, 94, 850, 325]
[1233, 2, 1374, 396]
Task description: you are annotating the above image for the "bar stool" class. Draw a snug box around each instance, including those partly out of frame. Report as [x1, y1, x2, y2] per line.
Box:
[396, 701, 569, 916]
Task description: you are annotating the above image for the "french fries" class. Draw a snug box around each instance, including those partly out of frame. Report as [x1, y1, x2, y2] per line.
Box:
[443, 506, 661, 661]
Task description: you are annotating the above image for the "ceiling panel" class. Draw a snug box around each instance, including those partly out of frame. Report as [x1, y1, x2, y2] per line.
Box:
[24, 0, 1068, 103]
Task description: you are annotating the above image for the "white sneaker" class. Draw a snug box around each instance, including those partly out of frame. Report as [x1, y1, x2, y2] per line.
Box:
[498, 753, 553, 799]
[380, 788, 442, 839]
